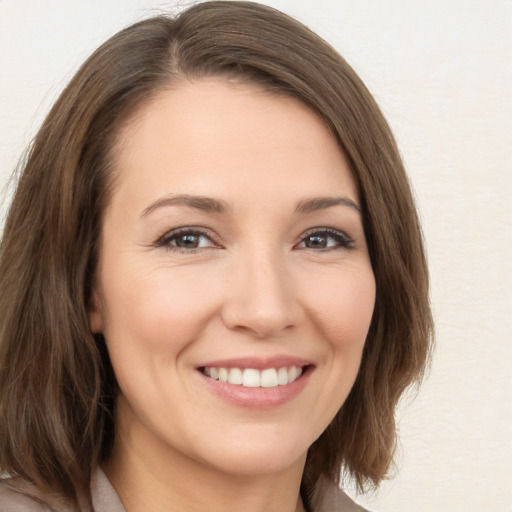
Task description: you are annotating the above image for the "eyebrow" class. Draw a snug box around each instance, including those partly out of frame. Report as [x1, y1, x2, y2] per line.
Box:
[141, 194, 361, 218]
[295, 196, 361, 215]
[141, 194, 230, 217]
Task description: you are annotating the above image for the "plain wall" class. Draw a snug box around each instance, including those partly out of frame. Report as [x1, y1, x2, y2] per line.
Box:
[1, 1, 511, 510]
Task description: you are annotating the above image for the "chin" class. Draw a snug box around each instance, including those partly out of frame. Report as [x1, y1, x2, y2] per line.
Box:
[207, 446, 307, 478]
[187, 426, 312, 478]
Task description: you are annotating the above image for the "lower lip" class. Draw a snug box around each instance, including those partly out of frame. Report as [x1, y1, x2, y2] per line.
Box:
[198, 368, 312, 409]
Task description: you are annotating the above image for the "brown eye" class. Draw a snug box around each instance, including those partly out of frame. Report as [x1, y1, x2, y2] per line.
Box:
[156, 228, 217, 251]
[175, 233, 202, 248]
[304, 234, 329, 249]
[297, 229, 352, 250]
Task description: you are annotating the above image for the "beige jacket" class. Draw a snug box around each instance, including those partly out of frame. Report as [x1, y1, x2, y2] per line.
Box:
[0, 469, 369, 511]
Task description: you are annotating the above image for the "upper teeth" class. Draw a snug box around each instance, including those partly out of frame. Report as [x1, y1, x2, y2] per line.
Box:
[203, 366, 303, 388]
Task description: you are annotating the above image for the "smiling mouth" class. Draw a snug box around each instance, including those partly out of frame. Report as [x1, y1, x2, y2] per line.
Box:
[200, 365, 309, 388]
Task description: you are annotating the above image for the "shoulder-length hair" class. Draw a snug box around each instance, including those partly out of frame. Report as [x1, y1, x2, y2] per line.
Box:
[0, 1, 433, 509]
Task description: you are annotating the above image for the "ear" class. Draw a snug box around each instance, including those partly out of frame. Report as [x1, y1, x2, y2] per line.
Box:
[88, 288, 104, 334]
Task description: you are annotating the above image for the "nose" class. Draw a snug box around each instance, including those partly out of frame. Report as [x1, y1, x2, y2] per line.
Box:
[220, 249, 302, 339]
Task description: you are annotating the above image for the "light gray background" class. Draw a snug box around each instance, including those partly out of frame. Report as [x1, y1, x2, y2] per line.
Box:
[1, 1, 511, 510]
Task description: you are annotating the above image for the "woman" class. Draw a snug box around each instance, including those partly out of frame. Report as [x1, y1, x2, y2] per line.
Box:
[0, 2, 433, 511]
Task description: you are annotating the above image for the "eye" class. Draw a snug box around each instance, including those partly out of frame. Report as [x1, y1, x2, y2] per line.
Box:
[296, 229, 353, 250]
[155, 228, 218, 252]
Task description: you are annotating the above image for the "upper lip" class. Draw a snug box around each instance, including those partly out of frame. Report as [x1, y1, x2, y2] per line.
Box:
[197, 356, 313, 370]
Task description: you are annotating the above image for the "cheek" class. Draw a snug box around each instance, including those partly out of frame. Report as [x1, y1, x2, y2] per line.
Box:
[99, 264, 222, 356]
[306, 266, 376, 351]
[304, 266, 375, 433]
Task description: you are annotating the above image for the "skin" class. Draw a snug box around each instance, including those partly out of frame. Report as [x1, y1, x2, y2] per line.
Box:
[90, 79, 376, 512]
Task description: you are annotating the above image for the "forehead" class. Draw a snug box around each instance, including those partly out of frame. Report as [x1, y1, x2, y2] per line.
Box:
[109, 78, 358, 211]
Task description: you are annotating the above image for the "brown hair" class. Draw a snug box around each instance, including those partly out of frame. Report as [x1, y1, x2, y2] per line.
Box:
[0, 1, 433, 509]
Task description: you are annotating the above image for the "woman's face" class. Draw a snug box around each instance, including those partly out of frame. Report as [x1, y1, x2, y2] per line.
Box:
[90, 79, 375, 478]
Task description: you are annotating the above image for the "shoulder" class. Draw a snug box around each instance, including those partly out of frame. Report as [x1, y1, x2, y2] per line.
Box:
[91, 468, 125, 512]
[0, 469, 125, 512]
[0, 476, 75, 512]
[0, 477, 52, 511]
[311, 477, 371, 512]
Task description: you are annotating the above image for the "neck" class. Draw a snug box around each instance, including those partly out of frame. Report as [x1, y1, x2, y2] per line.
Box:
[103, 414, 307, 512]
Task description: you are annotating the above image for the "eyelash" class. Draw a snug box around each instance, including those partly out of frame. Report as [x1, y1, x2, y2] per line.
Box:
[154, 227, 354, 253]
[296, 228, 354, 251]
[155, 227, 218, 253]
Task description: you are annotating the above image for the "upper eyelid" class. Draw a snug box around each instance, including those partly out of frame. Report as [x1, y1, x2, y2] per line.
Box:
[298, 227, 352, 240]
[294, 227, 354, 249]
[301, 226, 349, 235]
[155, 226, 218, 246]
